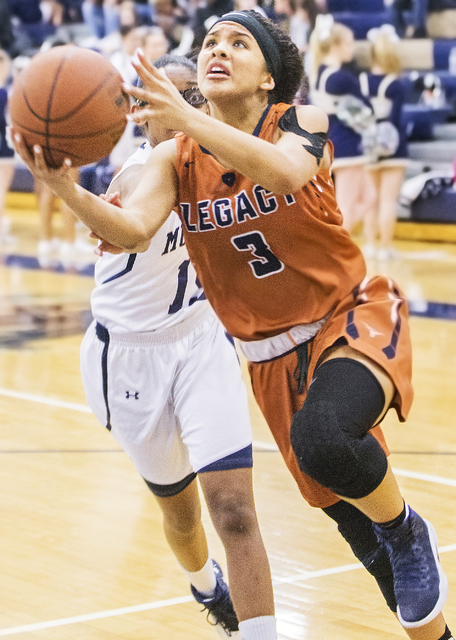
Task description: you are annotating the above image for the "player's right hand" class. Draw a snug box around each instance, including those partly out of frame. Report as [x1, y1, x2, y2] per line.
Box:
[11, 129, 74, 192]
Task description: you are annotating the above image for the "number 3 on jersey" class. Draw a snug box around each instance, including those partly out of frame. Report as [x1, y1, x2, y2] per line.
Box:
[231, 231, 284, 279]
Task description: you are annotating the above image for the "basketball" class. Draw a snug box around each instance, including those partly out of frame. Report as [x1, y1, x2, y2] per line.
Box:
[8, 45, 130, 168]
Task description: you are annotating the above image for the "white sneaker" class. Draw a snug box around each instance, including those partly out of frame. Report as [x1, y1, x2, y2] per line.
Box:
[362, 243, 377, 260]
[74, 238, 96, 254]
[59, 241, 79, 268]
[37, 239, 53, 255]
[0, 233, 16, 246]
[1, 216, 11, 234]
[37, 240, 55, 268]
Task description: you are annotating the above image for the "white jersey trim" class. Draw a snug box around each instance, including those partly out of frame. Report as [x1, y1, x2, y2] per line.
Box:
[239, 313, 331, 362]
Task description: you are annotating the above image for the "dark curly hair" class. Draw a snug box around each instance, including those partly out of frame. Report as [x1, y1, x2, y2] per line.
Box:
[230, 10, 305, 105]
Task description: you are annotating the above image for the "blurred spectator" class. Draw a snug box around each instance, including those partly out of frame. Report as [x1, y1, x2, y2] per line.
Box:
[6, 0, 42, 23]
[0, 48, 14, 246]
[141, 24, 170, 60]
[132, 0, 154, 24]
[117, 0, 140, 26]
[98, 1, 144, 54]
[392, 0, 456, 38]
[54, 0, 84, 25]
[360, 25, 409, 261]
[309, 14, 376, 234]
[81, 0, 120, 38]
[270, 0, 292, 29]
[154, 0, 190, 50]
[0, 0, 14, 53]
[391, 0, 425, 37]
[40, 0, 84, 26]
[191, 0, 234, 48]
[110, 23, 142, 82]
[235, 0, 268, 17]
[109, 24, 142, 172]
[7, 0, 57, 53]
[273, 0, 319, 54]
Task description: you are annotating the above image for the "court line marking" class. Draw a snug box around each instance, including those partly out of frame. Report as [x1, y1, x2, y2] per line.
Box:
[0, 596, 193, 637]
[0, 387, 92, 413]
[1, 388, 456, 635]
[1, 546, 456, 636]
[391, 467, 456, 487]
[2, 387, 456, 487]
[273, 543, 456, 585]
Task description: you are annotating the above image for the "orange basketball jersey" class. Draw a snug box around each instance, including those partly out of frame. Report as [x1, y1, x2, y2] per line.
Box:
[175, 103, 366, 341]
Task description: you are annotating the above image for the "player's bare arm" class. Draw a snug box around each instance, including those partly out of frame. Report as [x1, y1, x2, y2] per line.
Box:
[12, 130, 177, 252]
[92, 165, 147, 255]
[126, 52, 329, 195]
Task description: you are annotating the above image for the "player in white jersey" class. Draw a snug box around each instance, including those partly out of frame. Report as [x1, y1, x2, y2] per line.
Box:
[79, 55, 277, 640]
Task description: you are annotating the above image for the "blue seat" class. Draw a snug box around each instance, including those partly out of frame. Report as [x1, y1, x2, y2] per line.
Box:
[433, 39, 456, 70]
[402, 104, 452, 140]
[331, 10, 393, 39]
[328, 0, 385, 12]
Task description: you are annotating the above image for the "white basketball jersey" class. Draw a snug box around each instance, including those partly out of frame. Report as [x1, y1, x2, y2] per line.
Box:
[90, 142, 209, 333]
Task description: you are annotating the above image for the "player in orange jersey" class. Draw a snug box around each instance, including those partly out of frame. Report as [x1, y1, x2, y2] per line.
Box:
[12, 11, 454, 640]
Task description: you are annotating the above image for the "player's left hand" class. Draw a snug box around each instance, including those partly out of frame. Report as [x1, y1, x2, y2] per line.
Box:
[89, 231, 126, 256]
[123, 49, 193, 132]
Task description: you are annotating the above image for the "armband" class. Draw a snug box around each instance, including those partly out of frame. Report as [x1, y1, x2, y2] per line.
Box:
[278, 106, 328, 165]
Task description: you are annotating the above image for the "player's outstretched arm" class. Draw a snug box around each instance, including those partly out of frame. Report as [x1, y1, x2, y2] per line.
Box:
[12, 130, 176, 252]
[126, 50, 330, 194]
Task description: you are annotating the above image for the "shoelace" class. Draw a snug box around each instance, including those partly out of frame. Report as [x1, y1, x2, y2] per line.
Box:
[388, 526, 432, 588]
[199, 585, 238, 632]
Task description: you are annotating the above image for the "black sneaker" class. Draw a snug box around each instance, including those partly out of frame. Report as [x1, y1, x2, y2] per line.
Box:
[191, 560, 240, 638]
[374, 506, 448, 628]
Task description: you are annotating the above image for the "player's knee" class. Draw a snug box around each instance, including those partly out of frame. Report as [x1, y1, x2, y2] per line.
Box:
[290, 396, 359, 490]
[208, 490, 258, 540]
[290, 358, 388, 498]
[164, 507, 202, 536]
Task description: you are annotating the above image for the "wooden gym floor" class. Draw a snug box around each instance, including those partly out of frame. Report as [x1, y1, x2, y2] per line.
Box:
[1, 198, 456, 639]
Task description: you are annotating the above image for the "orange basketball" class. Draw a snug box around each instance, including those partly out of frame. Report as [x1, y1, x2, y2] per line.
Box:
[8, 45, 130, 168]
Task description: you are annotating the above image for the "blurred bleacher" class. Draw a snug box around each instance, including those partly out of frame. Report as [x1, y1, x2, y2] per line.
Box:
[6, 0, 456, 237]
[327, 0, 394, 40]
[328, 0, 456, 233]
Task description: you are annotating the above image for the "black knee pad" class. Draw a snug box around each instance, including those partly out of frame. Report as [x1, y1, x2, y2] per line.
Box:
[323, 501, 396, 612]
[290, 358, 388, 499]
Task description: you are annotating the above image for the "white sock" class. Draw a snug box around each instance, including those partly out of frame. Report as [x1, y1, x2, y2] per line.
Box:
[239, 615, 277, 640]
[182, 556, 217, 597]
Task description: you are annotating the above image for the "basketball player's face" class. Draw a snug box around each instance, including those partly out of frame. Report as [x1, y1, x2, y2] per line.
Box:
[198, 23, 273, 102]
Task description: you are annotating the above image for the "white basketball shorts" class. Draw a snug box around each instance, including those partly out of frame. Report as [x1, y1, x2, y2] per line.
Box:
[80, 307, 252, 488]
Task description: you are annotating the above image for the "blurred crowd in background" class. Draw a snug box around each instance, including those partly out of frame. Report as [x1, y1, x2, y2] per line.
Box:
[1, 0, 456, 260]
[0, 1, 454, 71]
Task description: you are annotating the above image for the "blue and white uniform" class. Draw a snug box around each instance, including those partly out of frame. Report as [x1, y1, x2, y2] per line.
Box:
[311, 65, 372, 168]
[359, 72, 409, 166]
[80, 142, 252, 492]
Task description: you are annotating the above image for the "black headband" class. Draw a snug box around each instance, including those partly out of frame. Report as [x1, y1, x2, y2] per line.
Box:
[209, 11, 282, 81]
